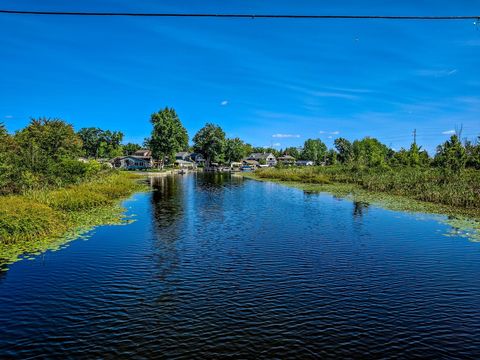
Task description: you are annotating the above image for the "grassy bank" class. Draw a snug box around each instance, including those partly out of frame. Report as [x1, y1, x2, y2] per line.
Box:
[254, 166, 480, 210]
[0, 172, 147, 266]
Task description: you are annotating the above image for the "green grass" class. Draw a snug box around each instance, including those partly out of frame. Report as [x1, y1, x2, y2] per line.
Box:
[0, 172, 147, 266]
[255, 166, 480, 210]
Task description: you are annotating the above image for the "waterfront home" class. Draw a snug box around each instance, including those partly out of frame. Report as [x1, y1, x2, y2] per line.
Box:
[175, 152, 191, 161]
[175, 152, 206, 166]
[296, 160, 314, 166]
[190, 153, 206, 166]
[112, 149, 153, 170]
[242, 159, 260, 170]
[277, 154, 296, 165]
[175, 159, 195, 169]
[247, 153, 277, 166]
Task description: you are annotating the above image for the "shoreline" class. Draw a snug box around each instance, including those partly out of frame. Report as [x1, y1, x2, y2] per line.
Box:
[242, 172, 480, 241]
[0, 172, 148, 267]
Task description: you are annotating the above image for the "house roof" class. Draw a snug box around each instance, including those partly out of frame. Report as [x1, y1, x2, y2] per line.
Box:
[133, 149, 151, 157]
[248, 152, 275, 160]
[278, 155, 295, 160]
[175, 151, 191, 157]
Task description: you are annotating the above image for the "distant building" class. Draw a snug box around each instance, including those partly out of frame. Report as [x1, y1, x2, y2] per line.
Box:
[247, 153, 277, 166]
[112, 149, 153, 170]
[175, 159, 195, 168]
[175, 152, 191, 161]
[277, 155, 296, 164]
[296, 160, 314, 166]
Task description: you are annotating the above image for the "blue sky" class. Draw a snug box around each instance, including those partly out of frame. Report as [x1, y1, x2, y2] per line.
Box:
[1, 0, 479, 153]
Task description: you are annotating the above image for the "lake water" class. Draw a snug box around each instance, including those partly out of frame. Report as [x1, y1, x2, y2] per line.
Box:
[1, 174, 479, 359]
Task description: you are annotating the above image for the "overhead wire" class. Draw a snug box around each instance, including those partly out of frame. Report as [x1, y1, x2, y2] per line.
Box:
[0, 9, 479, 21]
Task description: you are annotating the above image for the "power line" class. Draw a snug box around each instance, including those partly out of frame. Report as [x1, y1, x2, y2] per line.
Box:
[0, 9, 479, 20]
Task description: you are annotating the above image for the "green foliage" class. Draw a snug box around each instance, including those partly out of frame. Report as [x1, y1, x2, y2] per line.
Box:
[122, 142, 141, 156]
[465, 137, 480, 170]
[300, 139, 327, 165]
[352, 137, 389, 168]
[146, 107, 188, 166]
[434, 135, 467, 174]
[78, 127, 124, 159]
[224, 137, 249, 163]
[334, 138, 353, 164]
[0, 118, 97, 193]
[253, 165, 480, 210]
[193, 123, 226, 166]
[15, 118, 83, 170]
[283, 146, 300, 159]
[256, 167, 330, 184]
[0, 172, 146, 264]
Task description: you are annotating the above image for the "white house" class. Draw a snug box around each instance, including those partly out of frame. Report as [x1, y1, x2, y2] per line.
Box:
[247, 153, 277, 166]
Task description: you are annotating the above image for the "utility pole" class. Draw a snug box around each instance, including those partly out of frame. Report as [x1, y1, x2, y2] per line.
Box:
[413, 129, 417, 145]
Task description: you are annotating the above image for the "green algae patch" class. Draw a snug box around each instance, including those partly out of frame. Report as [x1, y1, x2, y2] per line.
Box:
[0, 172, 148, 267]
[243, 172, 480, 242]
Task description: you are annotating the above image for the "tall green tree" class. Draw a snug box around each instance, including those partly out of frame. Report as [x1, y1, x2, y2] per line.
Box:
[192, 123, 226, 167]
[0, 123, 20, 194]
[146, 107, 188, 167]
[78, 127, 124, 158]
[16, 118, 83, 173]
[300, 139, 327, 165]
[434, 134, 467, 174]
[352, 137, 389, 167]
[224, 137, 249, 163]
[334, 138, 353, 164]
[283, 146, 300, 159]
[465, 136, 480, 169]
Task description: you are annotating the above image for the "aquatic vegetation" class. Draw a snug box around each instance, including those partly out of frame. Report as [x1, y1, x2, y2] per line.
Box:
[244, 171, 480, 241]
[254, 166, 480, 210]
[0, 172, 147, 265]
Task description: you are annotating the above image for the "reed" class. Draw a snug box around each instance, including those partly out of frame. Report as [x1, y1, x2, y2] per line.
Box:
[255, 166, 480, 210]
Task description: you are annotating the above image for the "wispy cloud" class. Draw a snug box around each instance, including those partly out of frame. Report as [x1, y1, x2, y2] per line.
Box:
[220, 100, 229, 106]
[416, 69, 457, 77]
[272, 142, 281, 147]
[319, 130, 340, 135]
[313, 91, 358, 100]
[272, 133, 300, 138]
[4, 115, 13, 119]
[442, 130, 456, 135]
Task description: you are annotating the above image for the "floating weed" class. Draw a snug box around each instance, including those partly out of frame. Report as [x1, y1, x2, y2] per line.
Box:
[0, 172, 149, 267]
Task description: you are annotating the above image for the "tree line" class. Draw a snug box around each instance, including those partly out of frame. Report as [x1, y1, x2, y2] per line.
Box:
[1, 107, 478, 193]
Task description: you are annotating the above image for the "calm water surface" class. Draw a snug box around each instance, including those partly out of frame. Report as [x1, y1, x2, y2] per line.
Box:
[1, 174, 479, 359]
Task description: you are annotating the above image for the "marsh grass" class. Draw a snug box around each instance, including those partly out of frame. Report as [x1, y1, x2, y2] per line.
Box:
[255, 166, 480, 210]
[0, 172, 147, 265]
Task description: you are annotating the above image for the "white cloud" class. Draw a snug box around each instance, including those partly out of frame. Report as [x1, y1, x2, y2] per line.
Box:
[272, 142, 281, 147]
[327, 136, 333, 139]
[313, 91, 358, 100]
[4, 115, 13, 119]
[220, 100, 228, 106]
[319, 130, 340, 135]
[272, 133, 300, 138]
[442, 130, 456, 135]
